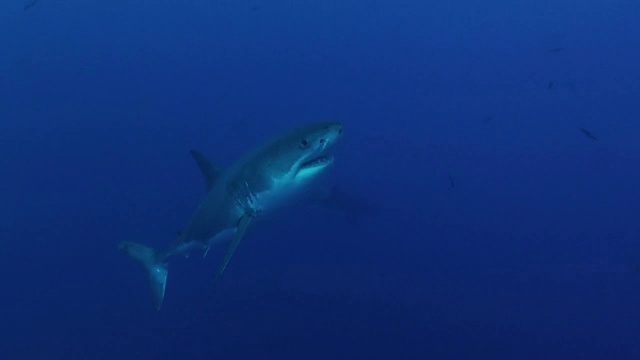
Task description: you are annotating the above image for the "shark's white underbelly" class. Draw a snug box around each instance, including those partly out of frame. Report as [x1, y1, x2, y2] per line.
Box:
[190, 174, 325, 252]
[250, 187, 303, 216]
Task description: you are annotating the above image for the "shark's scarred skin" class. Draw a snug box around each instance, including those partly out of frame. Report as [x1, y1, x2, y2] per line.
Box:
[119, 121, 343, 310]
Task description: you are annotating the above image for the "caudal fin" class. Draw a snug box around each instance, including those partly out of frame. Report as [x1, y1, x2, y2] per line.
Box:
[118, 241, 168, 311]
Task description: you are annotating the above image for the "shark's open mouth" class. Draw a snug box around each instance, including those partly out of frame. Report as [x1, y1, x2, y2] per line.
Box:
[300, 155, 334, 170]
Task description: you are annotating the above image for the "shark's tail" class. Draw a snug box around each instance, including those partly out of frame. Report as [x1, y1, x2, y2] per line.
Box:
[118, 241, 168, 311]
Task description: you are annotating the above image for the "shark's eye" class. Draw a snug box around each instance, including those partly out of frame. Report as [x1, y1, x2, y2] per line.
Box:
[300, 139, 309, 147]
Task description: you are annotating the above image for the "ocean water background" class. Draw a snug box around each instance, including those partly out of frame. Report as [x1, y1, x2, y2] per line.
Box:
[1, 0, 639, 358]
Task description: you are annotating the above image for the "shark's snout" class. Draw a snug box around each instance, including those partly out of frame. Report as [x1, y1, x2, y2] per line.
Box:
[317, 122, 343, 149]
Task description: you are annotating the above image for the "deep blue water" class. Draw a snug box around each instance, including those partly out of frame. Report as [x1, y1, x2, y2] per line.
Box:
[1, 0, 640, 359]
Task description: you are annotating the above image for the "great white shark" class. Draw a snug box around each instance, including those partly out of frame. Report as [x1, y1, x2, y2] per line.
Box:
[119, 121, 343, 310]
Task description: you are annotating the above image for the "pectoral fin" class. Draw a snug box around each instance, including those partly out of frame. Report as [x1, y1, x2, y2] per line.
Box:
[190, 149, 222, 191]
[213, 213, 253, 284]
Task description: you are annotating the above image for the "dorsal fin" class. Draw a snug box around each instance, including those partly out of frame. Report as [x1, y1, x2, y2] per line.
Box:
[190, 149, 222, 191]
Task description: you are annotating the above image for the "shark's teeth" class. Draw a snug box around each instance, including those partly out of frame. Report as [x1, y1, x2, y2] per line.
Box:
[301, 155, 334, 169]
[296, 155, 334, 182]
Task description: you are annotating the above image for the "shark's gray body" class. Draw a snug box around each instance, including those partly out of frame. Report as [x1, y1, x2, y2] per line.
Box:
[119, 121, 343, 310]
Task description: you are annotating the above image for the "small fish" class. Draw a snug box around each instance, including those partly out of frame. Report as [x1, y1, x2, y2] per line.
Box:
[578, 127, 598, 141]
[482, 116, 493, 124]
[548, 47, 565, 53]
[548, 81, 554, 90]
[447, 175, 455, 188]
[24, 0, 39, 11]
